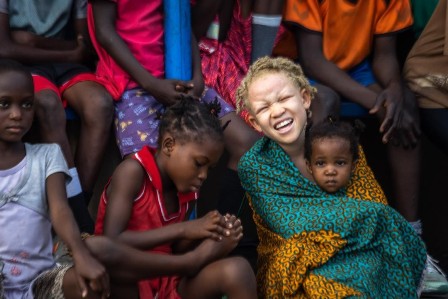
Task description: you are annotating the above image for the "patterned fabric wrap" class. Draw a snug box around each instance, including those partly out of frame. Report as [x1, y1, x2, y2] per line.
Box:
[32, 265, 71, 299]
[238, 137, 426, 298]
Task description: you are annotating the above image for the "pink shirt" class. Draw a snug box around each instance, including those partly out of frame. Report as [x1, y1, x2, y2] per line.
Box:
[88, 0, 165, 100]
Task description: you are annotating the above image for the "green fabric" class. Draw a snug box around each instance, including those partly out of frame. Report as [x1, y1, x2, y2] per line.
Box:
[238, 137, 427, 298]
[411, 0, 439, 37]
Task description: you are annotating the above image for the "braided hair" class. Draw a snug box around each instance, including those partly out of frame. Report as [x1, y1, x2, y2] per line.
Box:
[158, 96, 224, 148]
[304, 118, 364, 162]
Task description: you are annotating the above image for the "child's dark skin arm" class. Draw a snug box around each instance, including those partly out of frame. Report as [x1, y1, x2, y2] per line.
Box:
[46, 172, 110, 298]
[11, 19, 95, 56]
[296, 29, 378, 108]
[186, 34, 205, 97]
[370, 35, 421, 147]
[0, 13, 89, 64]
[296, 28, 402, 143]
[91, 0, 190, 106]
[103, 159, 226, 250]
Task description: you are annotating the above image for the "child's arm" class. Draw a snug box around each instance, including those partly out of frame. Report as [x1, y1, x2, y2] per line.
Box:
[296, 29, 400, 142]
[46, 172, 110, 298]
[103, 159, 228, 250]
[370, 35, 421, 147]
[296, 30, 378, 109]
[91, 0, 190, 106]
[172, 212, 238, 254]
[0, 13, 89, 64]
[187, 33, 205, 97]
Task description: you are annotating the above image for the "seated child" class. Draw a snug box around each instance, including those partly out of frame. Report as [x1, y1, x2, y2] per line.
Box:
[94, 96, 257, 298]
[236, 56, 426, 298]
[0, 59, 256, 299]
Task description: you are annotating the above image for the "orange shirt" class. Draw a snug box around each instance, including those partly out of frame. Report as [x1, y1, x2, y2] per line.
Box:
[283, 0, 413, 70]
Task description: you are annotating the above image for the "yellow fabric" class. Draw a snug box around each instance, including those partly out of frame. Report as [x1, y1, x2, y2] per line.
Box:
[253, 147, 388, 298]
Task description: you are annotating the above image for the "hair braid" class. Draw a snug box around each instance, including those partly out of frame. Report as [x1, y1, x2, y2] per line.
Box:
[158, 96, 224, 148]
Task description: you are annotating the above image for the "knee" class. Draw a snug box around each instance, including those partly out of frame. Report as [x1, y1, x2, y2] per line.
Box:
[81, 91, 114, 126]
[312, 84, 341, 120]
[219, 257, 257, 290]
[35, 91, 65, 120]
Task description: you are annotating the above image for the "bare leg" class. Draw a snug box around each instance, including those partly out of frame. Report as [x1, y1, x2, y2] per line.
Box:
[35, 89, 75, 168]
[73, 227, 242, 296]
[367, 84, 421, 222]
[63, 81, 114, 194]
[178, 257, 257, 299]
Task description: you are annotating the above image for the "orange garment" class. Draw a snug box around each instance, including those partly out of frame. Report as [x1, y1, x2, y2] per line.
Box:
[282, 0, 413, 70]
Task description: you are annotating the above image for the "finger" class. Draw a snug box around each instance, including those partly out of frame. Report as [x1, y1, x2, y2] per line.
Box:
[210, 232, 222, 241]
[101, 272, 110, 299]
[382, 122, 395, 144]
[76, 275, 88, 298]
[369, 94, 386, 115]
[89, 278, 102, 292]
[226, 215, 237, 228]
[232, 218, 242, 229]
[405, 127, 418, 148]
[379, 103, 395, 133]
[214, 224, 225, 236]
[395, 130, 409, 149]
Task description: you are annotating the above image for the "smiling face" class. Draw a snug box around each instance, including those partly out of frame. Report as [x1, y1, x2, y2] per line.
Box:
[160, 135, 224, 193]
[306, 137, 355, 193]
[247, 71, 311, 150]
[0, 70, 34, 145]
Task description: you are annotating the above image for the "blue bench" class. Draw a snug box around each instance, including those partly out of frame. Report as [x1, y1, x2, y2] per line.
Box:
[65, 107, 78, 120]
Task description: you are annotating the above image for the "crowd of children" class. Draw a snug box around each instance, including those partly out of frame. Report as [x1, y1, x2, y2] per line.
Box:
[1, 0, 448, 298]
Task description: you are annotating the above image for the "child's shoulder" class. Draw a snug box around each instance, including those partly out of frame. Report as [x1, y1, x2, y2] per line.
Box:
[113, 156, 146, 183]
[25, 142, 63, 157]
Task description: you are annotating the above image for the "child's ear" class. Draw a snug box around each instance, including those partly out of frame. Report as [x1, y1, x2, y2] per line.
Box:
[301, 89, 312, 110]
[306, 159, 313, 174]
[161, 134, 175, 156]
[248, 115, 263, 133]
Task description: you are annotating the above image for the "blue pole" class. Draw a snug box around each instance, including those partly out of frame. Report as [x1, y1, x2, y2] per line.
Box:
[164, 0, 192, 81]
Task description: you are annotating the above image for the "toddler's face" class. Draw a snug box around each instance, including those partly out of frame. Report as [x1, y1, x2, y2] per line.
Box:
[306, 137, 354, 193]
[0, 70, 34, 144]
[246, 72, 310, 148]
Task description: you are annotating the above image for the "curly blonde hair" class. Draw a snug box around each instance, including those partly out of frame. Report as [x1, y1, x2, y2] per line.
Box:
[236, 57, 316, 113]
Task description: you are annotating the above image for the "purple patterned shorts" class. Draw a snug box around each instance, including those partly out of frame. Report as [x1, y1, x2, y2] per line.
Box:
[114, 87, 234, 156]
